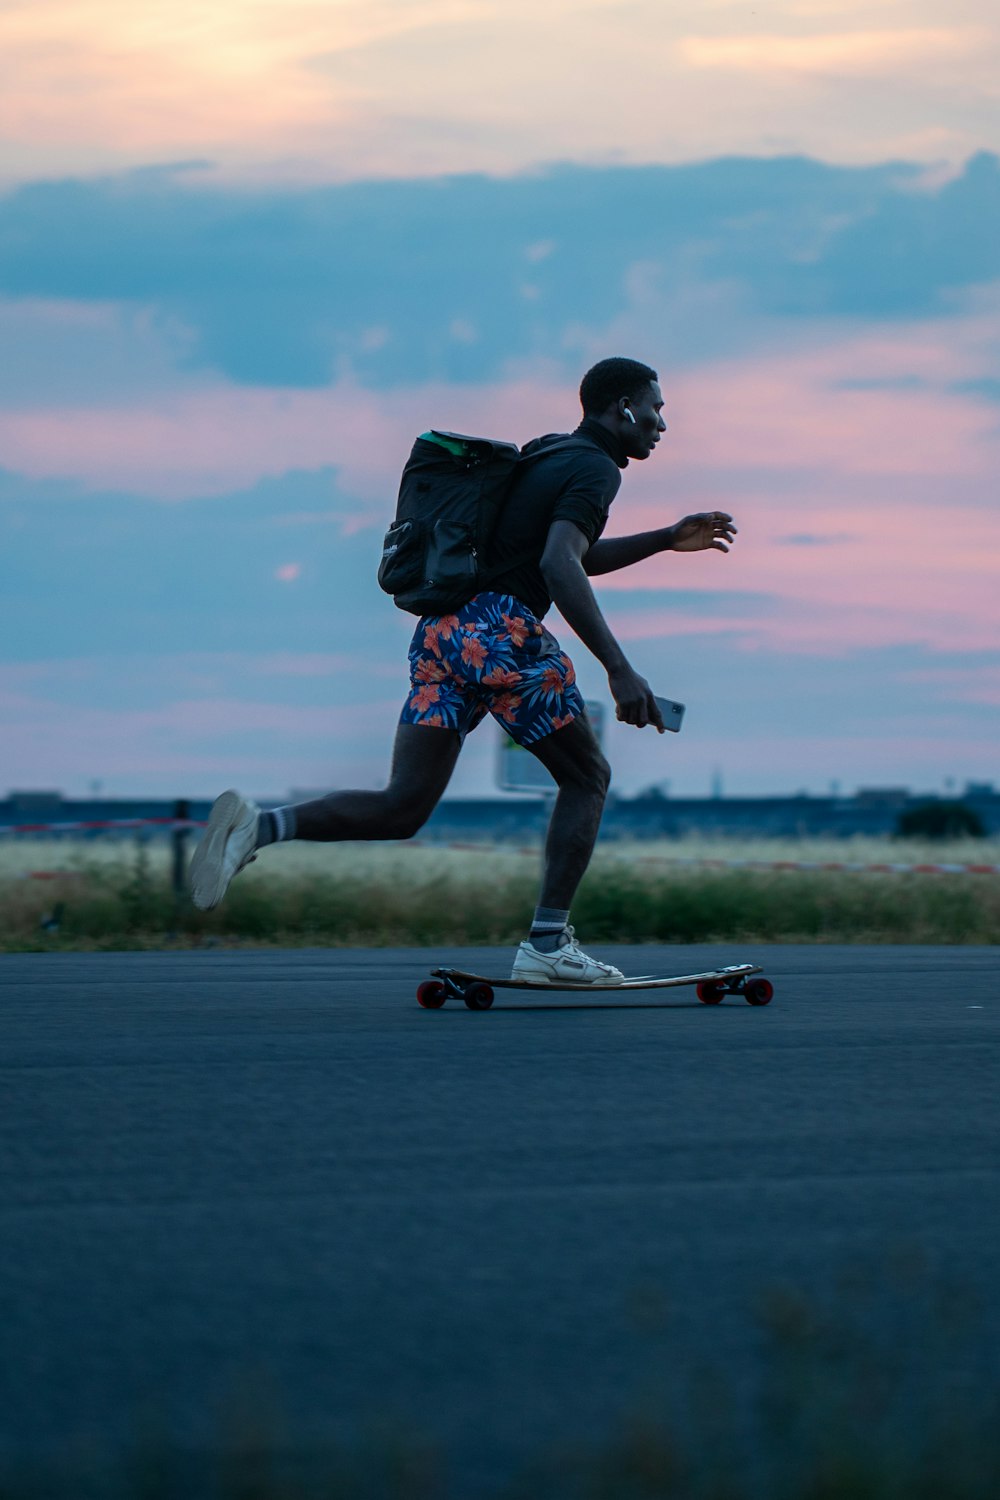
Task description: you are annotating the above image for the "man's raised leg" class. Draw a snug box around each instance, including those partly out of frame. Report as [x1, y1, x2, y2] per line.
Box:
[189, 725, 461, 909]
[291, 725, 462, 841]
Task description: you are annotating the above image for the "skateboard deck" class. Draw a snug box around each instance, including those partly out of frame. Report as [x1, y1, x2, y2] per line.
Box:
[417, 962, 774, 1009]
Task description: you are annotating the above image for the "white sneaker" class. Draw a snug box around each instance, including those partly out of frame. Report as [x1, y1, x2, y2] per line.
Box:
[188, 789, 260, 910]
[511, 926, 625, 986]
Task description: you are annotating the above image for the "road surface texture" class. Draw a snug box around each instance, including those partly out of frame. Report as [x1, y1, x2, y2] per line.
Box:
[2, 944, 998, 1494]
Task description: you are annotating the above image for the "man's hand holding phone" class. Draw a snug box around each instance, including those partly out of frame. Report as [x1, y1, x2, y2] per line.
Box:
[607, 664, 686, 735]
[608, 663, 666, 732]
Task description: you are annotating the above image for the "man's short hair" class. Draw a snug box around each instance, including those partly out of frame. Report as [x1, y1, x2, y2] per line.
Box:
[579, 357, 658, 417]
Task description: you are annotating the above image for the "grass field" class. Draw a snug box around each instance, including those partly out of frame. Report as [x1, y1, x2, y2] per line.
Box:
[2, 833, 998, 950]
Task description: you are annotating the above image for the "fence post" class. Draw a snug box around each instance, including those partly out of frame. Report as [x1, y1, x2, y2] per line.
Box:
[172, 799, 191, 905]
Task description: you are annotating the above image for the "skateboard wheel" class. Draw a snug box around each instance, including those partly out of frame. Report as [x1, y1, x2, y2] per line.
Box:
[744, 977, 774, 1006]
[697, 981, 726, 1005]
[417, 980, 447, 1009]
[463, 982, 494, 1011]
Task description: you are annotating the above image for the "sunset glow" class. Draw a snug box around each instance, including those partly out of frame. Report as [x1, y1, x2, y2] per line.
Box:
[2, 0, 998, 796]
[2, 0, 997, 180]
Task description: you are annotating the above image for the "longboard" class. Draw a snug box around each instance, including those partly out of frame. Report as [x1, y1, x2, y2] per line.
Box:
[417, 962, 774, 1010]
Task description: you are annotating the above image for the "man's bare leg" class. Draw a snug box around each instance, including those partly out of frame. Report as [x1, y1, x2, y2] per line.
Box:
[189, 725, 461, 908]
[525, 715, 611, 910]
[292, 724, 462, 841]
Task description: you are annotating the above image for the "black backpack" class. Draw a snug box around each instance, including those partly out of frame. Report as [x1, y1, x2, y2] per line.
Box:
[377, 429, 579, 616]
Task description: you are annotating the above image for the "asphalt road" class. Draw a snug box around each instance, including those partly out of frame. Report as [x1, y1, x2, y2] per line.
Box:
[1, 944, 998, 1493]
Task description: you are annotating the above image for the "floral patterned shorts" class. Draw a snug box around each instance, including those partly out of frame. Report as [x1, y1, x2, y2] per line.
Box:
[400, 593, 584, 746]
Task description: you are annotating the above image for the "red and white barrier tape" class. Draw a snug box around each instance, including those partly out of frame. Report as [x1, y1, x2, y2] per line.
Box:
[1, 820, 998, 876]
[629, 856, 1000, 876]
[438, 846, 1000, 875]
[0, 817, 204, 835]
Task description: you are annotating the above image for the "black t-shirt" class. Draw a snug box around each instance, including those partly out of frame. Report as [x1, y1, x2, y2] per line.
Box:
[485, 418, 627, 618]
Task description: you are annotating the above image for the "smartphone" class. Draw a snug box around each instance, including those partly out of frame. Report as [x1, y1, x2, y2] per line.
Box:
[654, 696, 686, 733]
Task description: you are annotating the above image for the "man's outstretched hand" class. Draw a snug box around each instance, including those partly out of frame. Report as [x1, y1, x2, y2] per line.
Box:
[669, 512, 737, 553]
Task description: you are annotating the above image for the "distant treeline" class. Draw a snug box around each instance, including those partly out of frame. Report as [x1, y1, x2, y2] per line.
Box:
[2, 788, 999, 840]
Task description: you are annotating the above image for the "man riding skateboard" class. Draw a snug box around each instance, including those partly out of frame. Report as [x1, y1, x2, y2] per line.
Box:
[190, 357, 737, 984]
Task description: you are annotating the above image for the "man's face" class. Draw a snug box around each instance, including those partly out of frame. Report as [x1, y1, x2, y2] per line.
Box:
[622, 381, 667, 461]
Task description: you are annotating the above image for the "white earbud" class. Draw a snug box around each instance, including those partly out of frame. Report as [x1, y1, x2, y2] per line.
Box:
[624, 408, 636, 424]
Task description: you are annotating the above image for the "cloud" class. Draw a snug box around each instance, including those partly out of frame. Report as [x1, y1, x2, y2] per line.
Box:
[5, 0, 997, 184]
[593, 588, 775, 617]
[901, 660, 1000, 709]
[952, 378, 1000, 402]
[0, 0, 345, 165]
[0, 684, 408, 795]
[3, 151, 999, 796]
[3, 455, 998, 797]
[0, 376, 583, 498]
[0, 465, 414, 660]
[4, 308, 999, 502]
[0, 297, 202, 406]
[833, 376, 929, 393]
[2, 156, 998, 398]
[677, 28, 983, 76]
[8, 636, 995, 802]
[774, 532, 856, 545]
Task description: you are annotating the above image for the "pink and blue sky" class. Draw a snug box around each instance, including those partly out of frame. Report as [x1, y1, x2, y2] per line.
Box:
[2, 0, 999, 799]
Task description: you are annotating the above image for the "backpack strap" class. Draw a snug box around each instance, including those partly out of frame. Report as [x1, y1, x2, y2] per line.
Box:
[477, 433, 606, 584]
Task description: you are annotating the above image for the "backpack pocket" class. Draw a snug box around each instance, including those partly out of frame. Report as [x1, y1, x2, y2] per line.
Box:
[378, 516, 478, 613]
[424, 519, 478, 594]
[378, 518, 424, 595]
